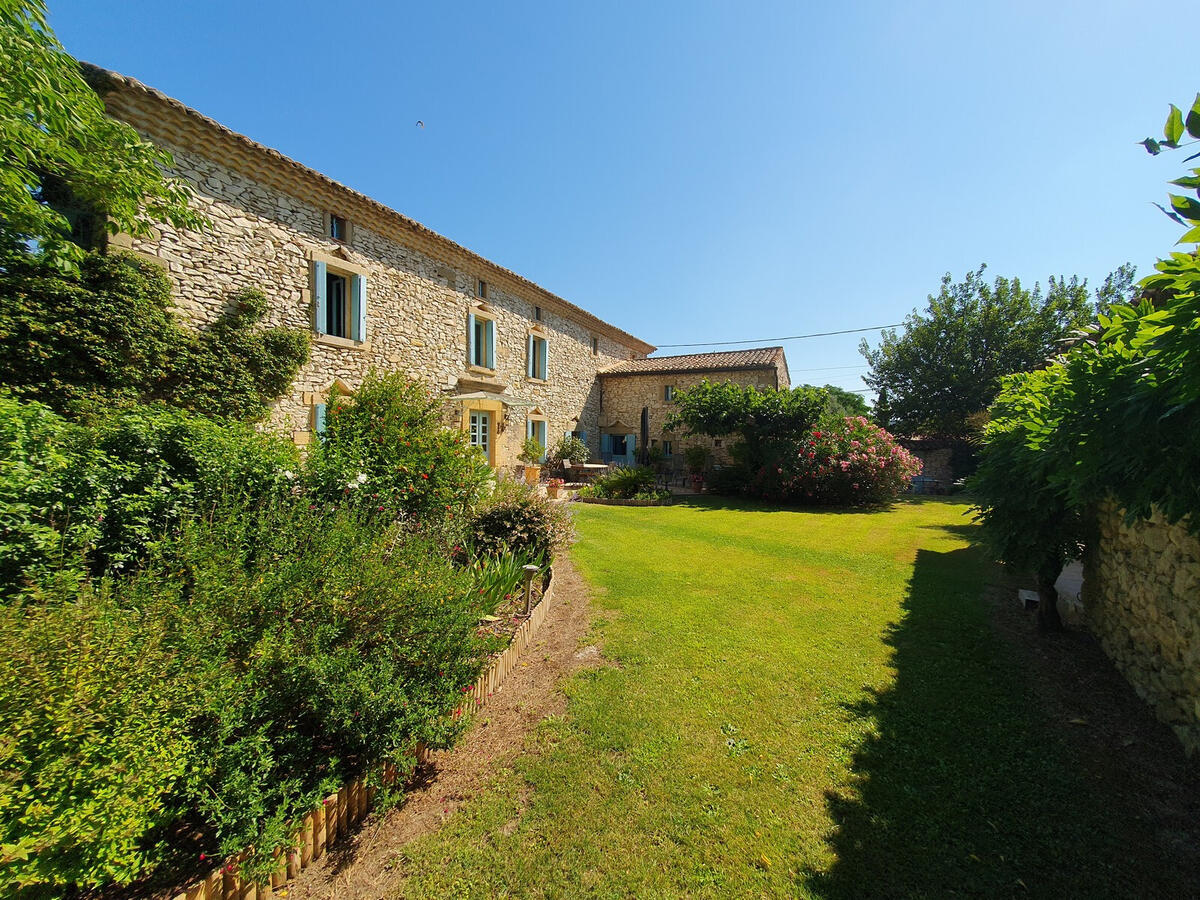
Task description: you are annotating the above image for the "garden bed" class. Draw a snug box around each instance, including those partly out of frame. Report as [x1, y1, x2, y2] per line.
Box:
[162, 566, 557, 900]
[575, 496, 674, 507]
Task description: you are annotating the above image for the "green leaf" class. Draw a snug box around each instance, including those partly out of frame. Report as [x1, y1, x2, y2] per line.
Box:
[1141, 138, 1162, 155]
[1169, 194, 1200, 222]
[1165, 104, 1185, 144]
[1187, 93, 1200, 139]
[1169, 175, 1200, 190]
[1177, 222, 1200, 245]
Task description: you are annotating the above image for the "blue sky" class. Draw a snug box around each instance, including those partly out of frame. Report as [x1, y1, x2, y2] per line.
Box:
[52, 1, 1195, 395]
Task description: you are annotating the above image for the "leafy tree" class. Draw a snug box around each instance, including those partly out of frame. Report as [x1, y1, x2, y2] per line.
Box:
[0, 249, 309, 420]
[805, 383, 870, 419]
[1092, 262, 1138, 316]
[0, 0, 204, 269]
[665, 380, 826, 470]
[859, 266, 1093, 438]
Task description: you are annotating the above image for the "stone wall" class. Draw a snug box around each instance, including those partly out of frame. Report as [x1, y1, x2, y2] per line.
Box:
[1084, 502, 1200, 755]
[599, 369, 779, 467]
[101, 89, 649, 470]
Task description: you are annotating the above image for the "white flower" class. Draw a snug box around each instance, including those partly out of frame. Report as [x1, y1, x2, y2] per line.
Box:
[356, 472, 369, 484]
[281, 470, 297, 480]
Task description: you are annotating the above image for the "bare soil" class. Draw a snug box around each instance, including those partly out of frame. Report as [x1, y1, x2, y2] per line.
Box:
[283, 556, 603, 900]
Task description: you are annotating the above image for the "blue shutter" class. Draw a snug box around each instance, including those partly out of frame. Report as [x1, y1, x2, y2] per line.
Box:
[538, 338, 548, 380]
[526, 419, 534, 439]
[486, 320, 495, 369]
[579, 431, 588, 445]
[626, 434, 636, 462]
[527, 335, 535, 378]
[467, 313, 476, 366]
[351, 274, 367, 341]
[313, 261, 327, 333]
[537, 421, 547, 461]
[314, 403, 327, 435]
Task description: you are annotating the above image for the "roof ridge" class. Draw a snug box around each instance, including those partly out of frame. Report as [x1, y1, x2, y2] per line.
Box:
[79, 62, 656, 355]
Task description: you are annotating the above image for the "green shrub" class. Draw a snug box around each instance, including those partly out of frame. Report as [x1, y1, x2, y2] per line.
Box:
[684, 445, 711, 474]
[469, 480, 573, 560]
[589, 465, 656, 499]
[0, 500, 493, 890]
[0, 251, 308, 422]
[0, 586, 197, 890]
[518, 436, 545, 466]
[0, 395, 299, 596]
[550, 434, 589, 464]
[305, 371, 491, 527]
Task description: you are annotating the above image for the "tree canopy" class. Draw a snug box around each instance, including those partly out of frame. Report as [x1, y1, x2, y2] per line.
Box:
[805, 383, 870, 419]
[860, 266, 1095, 438]
[0, 0, 203, 269]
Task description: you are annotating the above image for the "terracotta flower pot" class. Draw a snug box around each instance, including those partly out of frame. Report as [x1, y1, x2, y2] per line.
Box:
[524, 465, 541, 485]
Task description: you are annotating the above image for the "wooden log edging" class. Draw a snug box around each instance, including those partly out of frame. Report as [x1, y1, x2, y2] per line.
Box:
[169, 566, 556, 899]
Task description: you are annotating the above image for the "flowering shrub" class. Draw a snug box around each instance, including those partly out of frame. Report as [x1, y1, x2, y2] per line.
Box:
[304, 370, 491, 525]
[469, 480, 573, 559]
[745, 416, 920, 506]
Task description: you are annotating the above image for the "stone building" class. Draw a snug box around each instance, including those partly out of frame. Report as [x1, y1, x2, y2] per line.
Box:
[597, 347, 790, 467]
[84, 65, 655, 470]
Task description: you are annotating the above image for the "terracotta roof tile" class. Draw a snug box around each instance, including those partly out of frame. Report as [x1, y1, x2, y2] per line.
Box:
[601, 346, 785, 376]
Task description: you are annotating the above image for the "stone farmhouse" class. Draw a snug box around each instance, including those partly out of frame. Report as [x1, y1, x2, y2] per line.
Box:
[598, 347, 789, 466]
[85, 66, 790, 471]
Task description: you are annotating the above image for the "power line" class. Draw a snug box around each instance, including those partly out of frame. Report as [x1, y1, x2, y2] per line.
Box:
[790, 363, 870, 373]
[655, 323, 902, 349]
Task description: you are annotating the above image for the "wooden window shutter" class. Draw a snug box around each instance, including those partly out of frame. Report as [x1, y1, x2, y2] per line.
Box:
[351, 274, 367, 341]
[313, 261, 327, 334]
[467, 312, 476, 365]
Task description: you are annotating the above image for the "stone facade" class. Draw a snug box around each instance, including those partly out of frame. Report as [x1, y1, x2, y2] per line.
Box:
[1083, 502, 1200, 756]
[599, 360, 786, 468]
[90, 67, 653, 470]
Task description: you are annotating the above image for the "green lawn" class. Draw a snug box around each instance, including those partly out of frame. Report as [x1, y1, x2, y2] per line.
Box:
[394, 497, 1180, 898]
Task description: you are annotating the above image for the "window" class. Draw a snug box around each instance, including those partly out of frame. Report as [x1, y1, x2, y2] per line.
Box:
[476, 279, 488, 299]
[714, 439, 723, 448]
[662, 440, 673, 456]
[664, 385, 675, 402]
[469, 410, 490, 456]
[534, 305, 543, 321]
[591, 336, 599, 356]
[329, 214, 346, 241]
[527, 333, 548, 380]
[526, 418, 548, 461]
[312, 260, 367, 342]
[467, 309, 496, 370]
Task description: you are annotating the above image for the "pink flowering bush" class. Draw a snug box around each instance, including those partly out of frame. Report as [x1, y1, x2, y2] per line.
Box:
[750, 416, 921, 506]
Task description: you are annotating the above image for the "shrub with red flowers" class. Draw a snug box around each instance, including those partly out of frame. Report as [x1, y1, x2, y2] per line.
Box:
[749, 416, 921, 506]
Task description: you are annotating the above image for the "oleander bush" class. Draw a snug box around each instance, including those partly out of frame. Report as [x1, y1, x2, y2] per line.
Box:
[762, 416, 922, 506]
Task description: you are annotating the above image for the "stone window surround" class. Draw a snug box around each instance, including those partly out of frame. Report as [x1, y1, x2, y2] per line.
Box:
[526, 323, 549, 384]
[292, 378, 356, 445]
[526, 407, 549, 460]
[467, 301, 497, 375]
[322, 211, 354, 245]
[309, 248, 371, 351]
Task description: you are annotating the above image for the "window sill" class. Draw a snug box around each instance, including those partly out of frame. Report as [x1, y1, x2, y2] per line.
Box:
[315, 333, 370, 351]
[526, 377, 548, 385]
[467, 364, 498, 376]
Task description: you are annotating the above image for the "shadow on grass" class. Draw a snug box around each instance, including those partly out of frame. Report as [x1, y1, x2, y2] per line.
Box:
[803, 545, 1184, 899]
[668, 494, 963, 515]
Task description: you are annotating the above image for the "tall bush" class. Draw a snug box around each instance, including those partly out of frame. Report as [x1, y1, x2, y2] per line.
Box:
[305, 371, 491, 526]
[0, 395, 298, 595]
[0, 501, 490, 891]
[0, 251, 310, 421]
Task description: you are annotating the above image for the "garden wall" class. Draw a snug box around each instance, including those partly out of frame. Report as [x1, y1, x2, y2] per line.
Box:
[1084, 502, 1200, 755]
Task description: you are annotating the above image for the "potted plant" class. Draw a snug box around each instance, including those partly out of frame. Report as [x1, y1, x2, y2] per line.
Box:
[520, 437, 544, 485]
[684, 445, 710, 491]
[546, 477, 565, 499]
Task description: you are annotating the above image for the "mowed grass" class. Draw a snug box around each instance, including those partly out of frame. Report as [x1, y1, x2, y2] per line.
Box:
[393, 497, 1181, 898]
